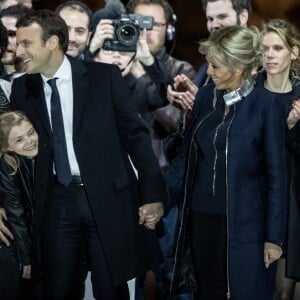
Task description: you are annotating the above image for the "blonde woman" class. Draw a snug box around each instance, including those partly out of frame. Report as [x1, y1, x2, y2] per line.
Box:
[167, 26, 287, 300]
[0, 111, 38, 299]
[258, 18, 300, 300]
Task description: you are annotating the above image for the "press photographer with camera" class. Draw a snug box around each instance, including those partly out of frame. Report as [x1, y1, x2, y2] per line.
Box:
[89, 7, 173, 119]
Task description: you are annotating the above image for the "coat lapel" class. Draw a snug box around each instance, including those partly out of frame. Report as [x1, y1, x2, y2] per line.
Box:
[69, 57, 90, 134]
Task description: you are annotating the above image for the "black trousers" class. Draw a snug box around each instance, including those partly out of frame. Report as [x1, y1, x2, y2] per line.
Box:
[0, 240, 33, 300]
[43, 182, 129, 300]
[190, 211, 227, 300]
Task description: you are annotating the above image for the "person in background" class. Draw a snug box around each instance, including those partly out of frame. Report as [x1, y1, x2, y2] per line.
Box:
[55, 0, 92, 59]
[10, 9, 165, 299]
[0, 111, 38, 300]
[258, 18, 300, 300]
[166, 25, 286, 300]
[0, 18, 11, 108]
[125, 0, 196, 298]
[0, 4, 31, 80]
[90, 7, 172, 122]
[167, 0, 252, 111]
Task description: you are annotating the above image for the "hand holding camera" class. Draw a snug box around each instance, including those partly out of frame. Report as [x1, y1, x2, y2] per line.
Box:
[102, 14, 153, 52]
[89, 19, 115, 54]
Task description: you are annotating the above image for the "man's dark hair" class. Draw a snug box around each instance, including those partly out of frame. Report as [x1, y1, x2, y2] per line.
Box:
[0, 20, 7, 59]
[126, 0, 174, 23]
[201, 0, 252, 16]
[55, 0, 93, 31]
[0, 4, 32, 19]
[16, 9, 69, 53]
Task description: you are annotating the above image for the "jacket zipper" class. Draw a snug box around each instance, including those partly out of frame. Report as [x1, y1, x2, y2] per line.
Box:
[225, 104, 236, 299]
[170, 90, 218, 292]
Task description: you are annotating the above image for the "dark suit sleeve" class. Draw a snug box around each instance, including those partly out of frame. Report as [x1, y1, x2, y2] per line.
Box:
[109, 65, 167, 204]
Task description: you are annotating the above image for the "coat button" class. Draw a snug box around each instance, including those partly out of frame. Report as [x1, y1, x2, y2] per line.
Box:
[41, 180, 45, 186]
[43, 143, 47, 148]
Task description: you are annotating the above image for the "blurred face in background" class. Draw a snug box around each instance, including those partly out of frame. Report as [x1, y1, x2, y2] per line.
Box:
[94, 48, 135, 76]
[1, 15, 17, 66]
[133, 4, 166, 55]
[59, 7, 91, 58]
[205, 0, 248, 33]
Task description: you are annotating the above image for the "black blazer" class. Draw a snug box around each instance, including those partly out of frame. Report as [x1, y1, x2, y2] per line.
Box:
[10, 56, 167, 284]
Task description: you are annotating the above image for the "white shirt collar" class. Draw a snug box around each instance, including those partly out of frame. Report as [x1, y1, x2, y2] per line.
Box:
[41, 55, 72, 84]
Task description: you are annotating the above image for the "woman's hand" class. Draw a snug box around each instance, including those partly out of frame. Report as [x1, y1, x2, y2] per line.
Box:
[22, 265, 31, 279]
[287, 99, 300, 129]
[167, 85, 195, 111]
[264, 242, 282, 268]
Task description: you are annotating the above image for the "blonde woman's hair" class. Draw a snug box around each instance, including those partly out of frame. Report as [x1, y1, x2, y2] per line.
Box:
[199, 25, 263, 78]
[261, 18, 300, 80]
[0, 111, 31, 174]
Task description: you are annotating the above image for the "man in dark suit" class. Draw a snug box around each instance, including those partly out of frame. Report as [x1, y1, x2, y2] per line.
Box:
[10, 9, 165, 300]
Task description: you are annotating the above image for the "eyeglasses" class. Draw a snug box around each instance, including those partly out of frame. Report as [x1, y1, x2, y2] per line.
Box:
[152, 22, 167, 30]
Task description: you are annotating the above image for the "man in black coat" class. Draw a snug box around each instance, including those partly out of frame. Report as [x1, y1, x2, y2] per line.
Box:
[9, 9, 165, 299]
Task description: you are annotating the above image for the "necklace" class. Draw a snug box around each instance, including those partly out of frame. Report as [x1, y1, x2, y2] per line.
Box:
[223, 77, 255, 106]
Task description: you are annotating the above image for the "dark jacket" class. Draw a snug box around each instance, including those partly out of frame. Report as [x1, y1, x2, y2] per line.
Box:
[10, 56, 167, 285]
[148, 48, 196, 169]
[256, 73, 300, 281]
[166, 83, 287, 299]
[0, 156, 34, 266]
[285, 80, 300, 280]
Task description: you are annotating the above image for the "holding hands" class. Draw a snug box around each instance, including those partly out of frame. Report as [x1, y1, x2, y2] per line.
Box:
[138, 202, 164, 230]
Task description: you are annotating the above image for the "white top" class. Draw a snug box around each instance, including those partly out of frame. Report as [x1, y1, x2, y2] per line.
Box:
[41, 56, 80, 176]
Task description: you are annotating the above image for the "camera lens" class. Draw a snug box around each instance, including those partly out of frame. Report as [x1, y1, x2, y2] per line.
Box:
[116, 23, 139, 46]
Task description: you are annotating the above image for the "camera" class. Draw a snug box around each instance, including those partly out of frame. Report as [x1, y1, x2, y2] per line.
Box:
[103, 14, 153, 52]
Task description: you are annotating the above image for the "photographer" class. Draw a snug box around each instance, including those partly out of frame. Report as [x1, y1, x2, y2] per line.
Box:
[89, 8, 173, 121]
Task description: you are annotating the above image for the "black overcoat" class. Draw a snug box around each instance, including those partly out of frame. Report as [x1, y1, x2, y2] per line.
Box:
[10, 56, 167, 285]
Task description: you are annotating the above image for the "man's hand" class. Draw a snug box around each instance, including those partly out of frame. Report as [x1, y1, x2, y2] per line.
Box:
[138, 202, 164, 230]
[0, 208, 13, 246]
[135, 29, 154, 66]
[89, 19, 114, 54]
[264, 242, 282, 268]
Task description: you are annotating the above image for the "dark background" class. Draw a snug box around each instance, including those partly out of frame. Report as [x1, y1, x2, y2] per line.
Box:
[32, 0, 300, 70]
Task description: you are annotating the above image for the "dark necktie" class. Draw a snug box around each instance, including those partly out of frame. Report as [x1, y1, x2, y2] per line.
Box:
[48, 78, 72, 186]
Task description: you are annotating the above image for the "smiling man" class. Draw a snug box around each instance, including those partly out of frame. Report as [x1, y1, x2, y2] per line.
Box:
[10, 9, 166, 300]
[55, 0, 92, 59]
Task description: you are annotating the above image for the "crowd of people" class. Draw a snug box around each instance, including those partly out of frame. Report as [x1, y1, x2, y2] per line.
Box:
[0, 0, 298, 300]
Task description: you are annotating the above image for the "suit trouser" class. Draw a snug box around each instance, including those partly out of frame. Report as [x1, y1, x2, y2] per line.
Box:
[43, 182, 129, 300]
